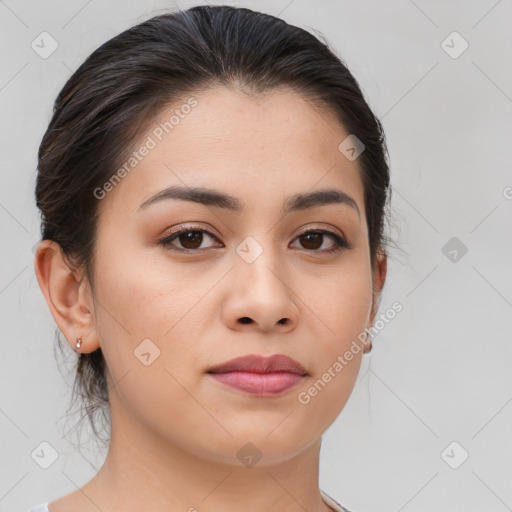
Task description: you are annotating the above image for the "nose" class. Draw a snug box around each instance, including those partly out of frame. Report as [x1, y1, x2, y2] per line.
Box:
[221, 248, 299, 333]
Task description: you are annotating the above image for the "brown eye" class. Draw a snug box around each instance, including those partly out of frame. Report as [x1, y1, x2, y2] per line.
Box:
[159, 226, 221, 251]
[299, 232, 323, 250]
[178, 231, 204, 249]
[291, 229, 349, 254]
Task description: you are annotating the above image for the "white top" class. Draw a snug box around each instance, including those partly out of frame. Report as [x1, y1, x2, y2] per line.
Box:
[27, 506, 49, 512]
[321, 489, 352, 511]
[28, 490, 351, 512]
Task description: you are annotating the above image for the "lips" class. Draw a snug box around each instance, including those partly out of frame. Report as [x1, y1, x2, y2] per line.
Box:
[207, 354, 307, 396]
[207, 354, 307, 375]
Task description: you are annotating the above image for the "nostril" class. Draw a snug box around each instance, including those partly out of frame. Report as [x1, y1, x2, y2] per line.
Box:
[240, 317, 252, 324]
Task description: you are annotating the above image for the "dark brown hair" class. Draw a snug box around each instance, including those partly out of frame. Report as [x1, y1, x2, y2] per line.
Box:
[35, 4, 396, 445]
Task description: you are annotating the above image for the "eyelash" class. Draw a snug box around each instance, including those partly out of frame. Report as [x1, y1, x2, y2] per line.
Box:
[158, 224, 350, 254]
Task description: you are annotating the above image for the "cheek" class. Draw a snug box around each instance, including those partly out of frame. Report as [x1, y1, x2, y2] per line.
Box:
[302, 256, 373, 344]
[299, 257, 372, 404]
[93, 241, 199, 339]
[92, 252, 208, 441]
[91, 244, 217, 390]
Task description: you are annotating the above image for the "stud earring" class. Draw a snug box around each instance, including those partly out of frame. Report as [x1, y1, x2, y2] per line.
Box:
[75, 336, 82, 351]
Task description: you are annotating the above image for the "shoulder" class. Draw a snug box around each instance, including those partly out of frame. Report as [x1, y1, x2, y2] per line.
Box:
[27, 504, 49, 512]
[321, 489, 354, 512]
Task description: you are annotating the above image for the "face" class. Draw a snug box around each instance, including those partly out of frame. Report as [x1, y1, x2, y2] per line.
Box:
[86, 85, 378, 465]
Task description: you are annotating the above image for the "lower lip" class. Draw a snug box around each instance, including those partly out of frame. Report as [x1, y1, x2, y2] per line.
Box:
[208, 371, 304, 396]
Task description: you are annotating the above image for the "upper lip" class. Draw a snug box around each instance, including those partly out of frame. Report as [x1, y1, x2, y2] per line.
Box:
[207, 354, 307, 375]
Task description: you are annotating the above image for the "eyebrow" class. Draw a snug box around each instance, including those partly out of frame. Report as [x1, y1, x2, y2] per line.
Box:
[137, 185, 360, 219]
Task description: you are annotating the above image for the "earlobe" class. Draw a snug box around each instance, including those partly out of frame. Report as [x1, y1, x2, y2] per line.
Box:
[33, 240, 100, 353]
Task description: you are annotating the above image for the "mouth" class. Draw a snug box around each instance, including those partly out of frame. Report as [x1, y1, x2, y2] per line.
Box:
[206, 354, 307, 396]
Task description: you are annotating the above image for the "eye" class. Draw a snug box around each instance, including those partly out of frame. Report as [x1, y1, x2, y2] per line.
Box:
[290, 228, 350, 254]
[158, 225, 222, 252]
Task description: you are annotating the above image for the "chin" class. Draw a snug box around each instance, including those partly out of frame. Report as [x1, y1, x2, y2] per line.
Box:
[190, 428, 320, 468]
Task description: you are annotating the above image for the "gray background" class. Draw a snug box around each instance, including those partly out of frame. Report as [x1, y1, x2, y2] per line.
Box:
[1, 1, 511, 511]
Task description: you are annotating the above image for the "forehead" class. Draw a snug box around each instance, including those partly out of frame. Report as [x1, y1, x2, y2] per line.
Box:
[96, 85, 365, 221]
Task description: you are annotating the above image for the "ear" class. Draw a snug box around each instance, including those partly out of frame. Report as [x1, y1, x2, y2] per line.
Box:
[34, 239, 100, 353]
[369, 250, 388, 327]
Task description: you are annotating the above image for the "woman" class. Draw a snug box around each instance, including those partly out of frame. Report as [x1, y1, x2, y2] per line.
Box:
[31, 4, 391, 511]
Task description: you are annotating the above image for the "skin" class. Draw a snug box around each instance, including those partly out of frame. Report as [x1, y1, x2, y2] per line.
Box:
[34, 85, 387, 512]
